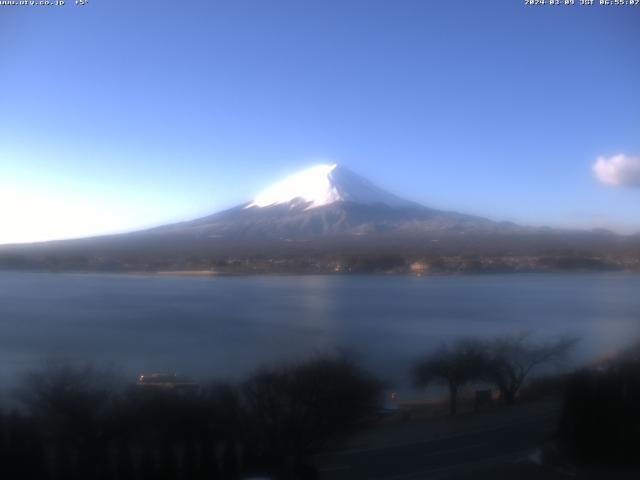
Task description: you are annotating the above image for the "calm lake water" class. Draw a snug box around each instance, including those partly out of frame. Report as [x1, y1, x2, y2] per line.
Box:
[1, 272, 639, 397]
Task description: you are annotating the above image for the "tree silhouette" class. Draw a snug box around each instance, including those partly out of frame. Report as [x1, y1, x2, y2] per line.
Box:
[17, 363, 118, 479]
[413, 339, 488, 415]
[2, 357, 381, 480]
[559, 341, 640, 467]
[242, 355, 381, 477]
[485, 334, 577, 405]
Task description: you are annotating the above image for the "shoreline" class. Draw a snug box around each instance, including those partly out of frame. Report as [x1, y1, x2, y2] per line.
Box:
[1, 268, 639, 278]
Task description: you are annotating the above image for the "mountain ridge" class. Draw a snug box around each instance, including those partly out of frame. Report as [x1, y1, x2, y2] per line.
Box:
[1, 164, 639, 273]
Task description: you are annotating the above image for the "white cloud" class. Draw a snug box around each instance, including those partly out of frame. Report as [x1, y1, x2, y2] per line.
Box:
[593, 154, 640, 188]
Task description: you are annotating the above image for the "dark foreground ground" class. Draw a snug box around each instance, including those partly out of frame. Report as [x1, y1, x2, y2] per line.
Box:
[314, 399, 634, 480]
[2, 347, 639, 479]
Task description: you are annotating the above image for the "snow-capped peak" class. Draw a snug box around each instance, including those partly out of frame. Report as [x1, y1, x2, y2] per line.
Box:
[246, 164, 415, 210]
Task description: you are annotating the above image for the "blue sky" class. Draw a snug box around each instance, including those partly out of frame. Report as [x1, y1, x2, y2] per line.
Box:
[1, 0, 639, 244]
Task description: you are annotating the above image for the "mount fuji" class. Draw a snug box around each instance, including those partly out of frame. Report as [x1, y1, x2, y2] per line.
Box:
[245, 164, 416, 209]
[151, 163, 509, 240]
[0, 164, 637, 273]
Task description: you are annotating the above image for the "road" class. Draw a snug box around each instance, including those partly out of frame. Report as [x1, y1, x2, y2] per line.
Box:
[316, 404, 561, 480]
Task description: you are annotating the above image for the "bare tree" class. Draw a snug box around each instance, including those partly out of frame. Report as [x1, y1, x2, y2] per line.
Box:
[559, 340, 640, 467]
[17, 363, 118, 438]
[413, 339, 488, 415]
[16, 362, 121, 479]
[242, 355, 381, 476]
[485, 334, 578, 405]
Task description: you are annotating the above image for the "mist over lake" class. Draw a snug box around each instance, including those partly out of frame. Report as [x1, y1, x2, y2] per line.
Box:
[1, 272, 639, 397]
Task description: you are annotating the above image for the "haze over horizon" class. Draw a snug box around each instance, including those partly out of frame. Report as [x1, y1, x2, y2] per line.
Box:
[1, 0, 639, 244]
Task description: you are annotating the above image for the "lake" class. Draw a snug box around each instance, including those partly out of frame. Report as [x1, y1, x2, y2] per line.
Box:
[1, 271, 639, 398]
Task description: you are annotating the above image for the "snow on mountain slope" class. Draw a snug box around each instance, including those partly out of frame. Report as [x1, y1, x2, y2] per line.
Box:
[246, 164, 416, 210]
